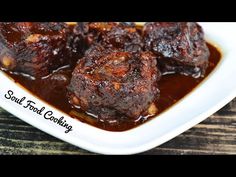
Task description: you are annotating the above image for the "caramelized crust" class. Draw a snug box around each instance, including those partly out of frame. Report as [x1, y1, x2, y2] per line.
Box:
[143, 22, 210, 78]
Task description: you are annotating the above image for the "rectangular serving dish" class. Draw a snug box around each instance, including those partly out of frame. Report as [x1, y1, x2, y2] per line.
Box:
[0, 22, 236, 154]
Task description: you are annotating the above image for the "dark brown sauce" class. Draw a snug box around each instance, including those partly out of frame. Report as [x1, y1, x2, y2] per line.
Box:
[3, 43, 221, 131]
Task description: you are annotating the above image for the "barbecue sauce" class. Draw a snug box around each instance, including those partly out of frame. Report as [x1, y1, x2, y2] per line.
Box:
[2, 43, 221, 131]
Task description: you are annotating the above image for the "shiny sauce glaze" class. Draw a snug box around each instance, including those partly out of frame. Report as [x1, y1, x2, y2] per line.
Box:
[3, 43, 221, 131]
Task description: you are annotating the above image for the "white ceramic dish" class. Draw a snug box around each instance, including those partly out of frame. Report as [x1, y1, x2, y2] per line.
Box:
[0, 22, 236, 155]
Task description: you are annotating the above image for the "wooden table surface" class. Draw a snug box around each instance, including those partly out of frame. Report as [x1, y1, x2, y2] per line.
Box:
[0, 98, 236, 155]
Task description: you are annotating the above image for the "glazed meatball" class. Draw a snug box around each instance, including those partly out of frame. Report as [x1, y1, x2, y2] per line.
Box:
[68, 44, 160, 122]
[143, 22, 210, 78]
[0, 22, 77, 78]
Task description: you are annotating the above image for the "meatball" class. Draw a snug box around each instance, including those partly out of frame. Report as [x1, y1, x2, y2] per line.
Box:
[143, 22, 210, 78]
[68, 44, 160, 122]
[0, 22, 76, 78]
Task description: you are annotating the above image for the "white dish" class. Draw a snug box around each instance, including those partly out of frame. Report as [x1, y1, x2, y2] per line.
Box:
[0, 22, 236, 155]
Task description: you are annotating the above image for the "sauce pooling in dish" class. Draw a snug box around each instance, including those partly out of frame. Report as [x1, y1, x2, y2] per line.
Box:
[0, 22, 221, 131]
[4, 43, 221, 131]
